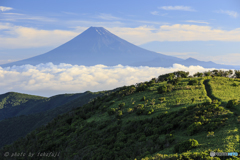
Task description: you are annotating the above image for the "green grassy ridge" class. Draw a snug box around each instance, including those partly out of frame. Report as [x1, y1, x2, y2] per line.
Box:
[0, 92, 45, 109]
[0, 89, 117, 149]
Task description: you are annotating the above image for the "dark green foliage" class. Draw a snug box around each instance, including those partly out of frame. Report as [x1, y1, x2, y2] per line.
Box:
[165, 134, 175, 143]
[187, 122, 202, 135]
[191, 98, 195, 103]
[204, 71, 211, 77]
[193, 72, 203, 77]
[188, 79, 198, 85]
[159, 97, 166, 102]
[157, 85, 167, 94]
[136, 104, 145, 115]
[108, 108, 116, 115]
[157, 71, 189, 82]
[176, 99, 181, 105]
[136, 83, 148, 92]
[233, 82, 238, 86]
[226, 99, 239, 108]
[118, 102, 125, 109]
[116, 110, 123, 118]
[167, 77, 181, 86]
[157, 84, 173, 94]
[167, 84, 173, 92]
[0, 89, 114, 149]
[235, 70, 240, 78]
[174, 139, 198, 153]
[0, 101, 230, 160]
[141, 96, 146, 101]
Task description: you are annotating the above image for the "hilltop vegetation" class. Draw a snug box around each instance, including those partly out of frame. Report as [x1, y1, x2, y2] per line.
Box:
[1, 70, 240, 160]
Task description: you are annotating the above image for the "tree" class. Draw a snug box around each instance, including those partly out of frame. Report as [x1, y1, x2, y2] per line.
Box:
[157, 85, 167, 94]
[204, 71, 211, 79]
[191, 98, 195, 103]
[188, 79, 198, 85]
[108, 108, 116, 115]
[226, 99, 239, 108]
[193, 72, 203, 77]
[235, 70, 240, 78]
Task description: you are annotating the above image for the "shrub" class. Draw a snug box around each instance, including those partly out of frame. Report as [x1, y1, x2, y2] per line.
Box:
[187, 122, 202, 135]
[174, 139, 198, 153]
[118, 102, 125, 109]
[176, 99, 181, 105]
[107, 108, 116, 115]
[157, 85, 167, 94]
[188, 79, 198, 85]
[141, 96, 146, 101]
[226, 99, 239, 108]
[116, 110, 123, 118]
[159, 97, 166, 102]
[207, 131, 214, 137]
[109, 101, 115, 105]
[167, 84, 173, 92]
[191, 98, 195, 103]
[233, 82, 238, 86]
[136, 104, 145, 115]
[126, 108, 133, 113]
[145, 108, 154, 115]
[165, 134, 175, 143]
[136, 84, 148, 92]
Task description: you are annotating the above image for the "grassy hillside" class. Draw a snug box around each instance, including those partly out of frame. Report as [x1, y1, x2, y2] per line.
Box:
[1, 70, 240, 160]
[0, 89, 118, 149]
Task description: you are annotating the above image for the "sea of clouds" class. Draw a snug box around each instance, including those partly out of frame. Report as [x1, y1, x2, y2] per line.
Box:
[0, 63, 227, 97]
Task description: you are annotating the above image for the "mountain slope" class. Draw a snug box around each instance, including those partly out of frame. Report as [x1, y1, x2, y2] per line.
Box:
[1, 70, 240, 159]
[0, 27, 182, 68]
[0, 92, 92, 122]
[0, 89, 118, 149]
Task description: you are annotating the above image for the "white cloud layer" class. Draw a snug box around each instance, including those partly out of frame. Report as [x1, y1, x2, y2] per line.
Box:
[158, 6, 195, 11]
[0, 6, 13, 12]
[0, 63, 225, 97]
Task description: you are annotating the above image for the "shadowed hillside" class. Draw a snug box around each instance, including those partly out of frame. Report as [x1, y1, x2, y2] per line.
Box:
[0, 89, 119, 149]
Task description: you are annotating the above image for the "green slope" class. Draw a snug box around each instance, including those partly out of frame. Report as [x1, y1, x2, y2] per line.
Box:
[1, 70, 240, 160]
[0, 89, 118, 149]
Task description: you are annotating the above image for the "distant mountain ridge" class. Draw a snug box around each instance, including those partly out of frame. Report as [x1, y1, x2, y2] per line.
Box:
[1, 27, 239, 69]
[0, 91, 87, 121]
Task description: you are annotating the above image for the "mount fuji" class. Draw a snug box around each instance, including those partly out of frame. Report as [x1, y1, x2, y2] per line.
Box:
[1, 27, 239, 69]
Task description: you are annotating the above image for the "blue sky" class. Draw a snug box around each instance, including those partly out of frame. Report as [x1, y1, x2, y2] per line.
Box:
[1, 0, 240, 65]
